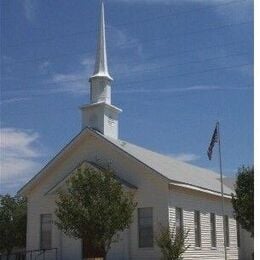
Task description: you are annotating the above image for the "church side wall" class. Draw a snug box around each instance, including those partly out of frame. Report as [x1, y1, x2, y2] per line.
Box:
[168, 186, 239, 260]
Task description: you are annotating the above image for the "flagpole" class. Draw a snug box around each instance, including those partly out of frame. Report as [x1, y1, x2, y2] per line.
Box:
[217, 121, 227, 260]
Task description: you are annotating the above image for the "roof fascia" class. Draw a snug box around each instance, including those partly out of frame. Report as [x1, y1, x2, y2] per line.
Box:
[91, 131, 231, 196]
[17, 128, 92, 196]
[169, 182, 232, 199]
[17, 126, 232, 199]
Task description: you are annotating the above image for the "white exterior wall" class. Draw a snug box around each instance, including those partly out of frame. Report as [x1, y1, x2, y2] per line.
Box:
[81, 105, 103, 132]
[103, 106, 119, 139]
[26, 190, 82, 260]
[81, 104, 120, 139]
[25, 132, 169, 260]
[168, 185, 239, 260]
[90, 78, 111, 104]
[25, 131, 240, 260]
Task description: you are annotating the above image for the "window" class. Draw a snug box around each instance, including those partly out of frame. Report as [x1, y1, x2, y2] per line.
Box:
[224, 215, 230, 247]
[194, 210, 201, 247]
[236, 221, 240, 247]
[210, 213, 217, 247]
[40, 214, 52, 249]
[176, 207, 183, 235]
[138, 208, 153, 248]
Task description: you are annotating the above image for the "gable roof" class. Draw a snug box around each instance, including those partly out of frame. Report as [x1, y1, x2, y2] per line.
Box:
[18, 127, 233, 197]
[17, 128, 89, 196]
[94, 131, 233, 196]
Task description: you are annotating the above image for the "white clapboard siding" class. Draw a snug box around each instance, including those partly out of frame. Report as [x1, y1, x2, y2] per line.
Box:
[168, 186, 239, 260]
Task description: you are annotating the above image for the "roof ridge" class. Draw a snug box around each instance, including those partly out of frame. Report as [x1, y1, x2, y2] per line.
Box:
[92, 130, 233, 195]
[18, 127, 233, 197]
[101, 133, 222, 178]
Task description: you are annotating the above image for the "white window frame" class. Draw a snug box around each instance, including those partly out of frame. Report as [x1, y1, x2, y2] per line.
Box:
[40, 214, 52, 250]
[194, 210, 201, 248]
[210, 213, 217, 248]
[175, 207, 183, 235]
[224, 215, 230, 247]
[138, 207, 153, 248]
[236, 220, 240, 248]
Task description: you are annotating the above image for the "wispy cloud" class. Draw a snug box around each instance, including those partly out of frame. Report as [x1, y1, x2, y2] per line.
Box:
[38, 61, 51, 73]
[168, 153, 200, 162]
[111, 0, 232, 5]
[215, 0, 252, 23]
[113, 60, 161, 80]
[81, 57, 95, 69]
[51, 72, 89, 94]
[46, 25, 144, 95]
[0, 127, 44, 194]
[23, 0, 37, 22]
[2, 56, 94, 98]
[114, 85, 251, 94]
[111, 0, 252, 25]
[2, 55, 15, 64]
[2, 55, 15, 74]
[0, 97, 31, 105]
[48, 56, 94, 95]
[108, 25, 143, 55]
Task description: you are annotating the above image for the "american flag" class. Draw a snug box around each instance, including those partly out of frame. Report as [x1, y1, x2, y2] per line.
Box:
[207, 124, 219, 160]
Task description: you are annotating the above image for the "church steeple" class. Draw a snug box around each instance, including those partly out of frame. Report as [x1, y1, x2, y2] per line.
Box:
[80, 1, 122, 139]
[90, 1, 112, 81]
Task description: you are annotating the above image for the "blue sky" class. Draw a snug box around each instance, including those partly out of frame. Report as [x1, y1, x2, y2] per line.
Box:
[0, 0, 253, 194]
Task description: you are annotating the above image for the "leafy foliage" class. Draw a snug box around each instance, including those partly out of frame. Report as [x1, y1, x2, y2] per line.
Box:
[232, 166, 254, 237]
[0, 194, 27, 255]
[55, 166, 137, 257]
[156, 225, 190, 260]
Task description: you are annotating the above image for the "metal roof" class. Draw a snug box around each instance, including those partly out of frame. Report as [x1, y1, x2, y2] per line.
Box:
[18, 128, 234, 197]
[97, 131, 234, 196]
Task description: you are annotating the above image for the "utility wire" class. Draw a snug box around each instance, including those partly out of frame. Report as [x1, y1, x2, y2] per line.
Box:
[115, 52, 250, 78]
[2, 21, 252, 67]
[117, 63, 252, 87]
[111, 0, 249, 28]
[113, 21, 252, 50]
[1, 52, 250, 83]
[2, 63, 252, 92]
[4, 39, 249, 72]
[1, 0, 247, 29]
[2, 0, 249, 49]
[1, 84, 252, 106]
[5, 38, 249, 67]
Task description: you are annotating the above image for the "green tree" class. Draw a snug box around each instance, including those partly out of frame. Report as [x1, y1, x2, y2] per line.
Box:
[156, 225, 190, 260]
[232, 166, 254, 236]
[55, 166, 137, 259]
[0, 194, 27, 258]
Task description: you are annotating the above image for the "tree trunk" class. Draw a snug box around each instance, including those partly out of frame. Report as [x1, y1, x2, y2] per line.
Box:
[82, 239, 106, 260]
[84, 258, 104, 260]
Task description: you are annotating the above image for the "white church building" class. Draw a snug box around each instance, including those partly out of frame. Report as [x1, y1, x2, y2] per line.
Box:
[18, 2, 248, 260]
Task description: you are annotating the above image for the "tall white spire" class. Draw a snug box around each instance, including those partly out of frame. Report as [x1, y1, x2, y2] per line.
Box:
[80, 1, 122, 139]
[90, 1, 112, 81]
